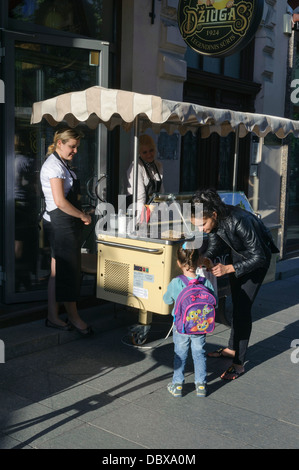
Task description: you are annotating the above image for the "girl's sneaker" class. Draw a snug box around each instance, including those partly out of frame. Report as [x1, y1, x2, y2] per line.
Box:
[167, 382, 183, 397]
[196, 383, 207, 397]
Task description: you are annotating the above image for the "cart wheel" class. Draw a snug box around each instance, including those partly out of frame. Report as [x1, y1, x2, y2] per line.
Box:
[131, 332, 148, 346]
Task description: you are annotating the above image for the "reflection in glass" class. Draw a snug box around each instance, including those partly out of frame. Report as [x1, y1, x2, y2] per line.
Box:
[181, 131, 199, 193]
[218, 134, 234, 190]
[14, 40, 99, 293]
[14, 131, 39, 291]
[9, 0, 107, 40]
[287, 133, 299, 253]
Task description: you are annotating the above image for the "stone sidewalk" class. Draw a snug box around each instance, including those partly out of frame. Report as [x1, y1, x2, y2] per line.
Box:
[0, 258, 298, 450]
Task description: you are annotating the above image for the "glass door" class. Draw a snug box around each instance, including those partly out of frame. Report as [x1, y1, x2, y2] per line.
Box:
[3, 32, 108, 302]
[287, 134, 299, 256]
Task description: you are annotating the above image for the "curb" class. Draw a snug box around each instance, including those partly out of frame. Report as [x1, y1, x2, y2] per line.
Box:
[1, 256, 299, 362]
[0, 304, 139, 362]
[275, 256, 299, 280]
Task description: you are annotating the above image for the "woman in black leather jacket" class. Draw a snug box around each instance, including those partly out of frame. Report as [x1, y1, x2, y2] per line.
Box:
[191, 188, 279, 380]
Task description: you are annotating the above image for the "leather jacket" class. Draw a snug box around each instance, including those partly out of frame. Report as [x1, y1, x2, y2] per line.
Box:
[204, 205, 279, 278]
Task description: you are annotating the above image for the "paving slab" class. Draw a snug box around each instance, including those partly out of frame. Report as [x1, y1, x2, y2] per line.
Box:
[0, 263, 298, 450]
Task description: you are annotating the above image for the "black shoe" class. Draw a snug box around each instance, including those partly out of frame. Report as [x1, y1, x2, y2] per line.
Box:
[45, 319, 73, 331]
[67, 321, 94, 336]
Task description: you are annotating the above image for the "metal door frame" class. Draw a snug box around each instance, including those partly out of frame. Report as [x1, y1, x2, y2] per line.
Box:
[2, 31, 109, 303]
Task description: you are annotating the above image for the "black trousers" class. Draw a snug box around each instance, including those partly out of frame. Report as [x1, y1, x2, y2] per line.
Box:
[228, 266, 269, 365]
[47, 209, 83, 303]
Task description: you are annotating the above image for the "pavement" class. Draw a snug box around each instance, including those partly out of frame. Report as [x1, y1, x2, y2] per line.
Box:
[0, 257, 298, 451]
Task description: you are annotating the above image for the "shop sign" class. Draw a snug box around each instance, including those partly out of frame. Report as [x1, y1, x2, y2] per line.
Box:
[177, 0, 264, 58]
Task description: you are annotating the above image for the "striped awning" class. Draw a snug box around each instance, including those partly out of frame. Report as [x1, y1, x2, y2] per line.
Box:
[31, 86, 299, 139]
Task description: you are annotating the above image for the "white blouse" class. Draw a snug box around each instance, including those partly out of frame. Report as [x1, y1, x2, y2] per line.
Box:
[40, 153, 76, 221]
[127, 159, 164, 205]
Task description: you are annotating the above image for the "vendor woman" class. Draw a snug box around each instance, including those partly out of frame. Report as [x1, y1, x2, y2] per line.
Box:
[127, 134, 164, 207]
[40, 128, 93, 335]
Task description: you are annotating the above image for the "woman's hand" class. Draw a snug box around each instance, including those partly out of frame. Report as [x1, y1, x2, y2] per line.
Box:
[202, 257, 214, 270]
[211, 263, 235, 277]
[81, 212, 92, 225]
[198, 257, 214, 271]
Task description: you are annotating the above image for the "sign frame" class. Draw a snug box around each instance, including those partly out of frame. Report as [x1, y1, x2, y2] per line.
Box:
[177, 0, 264, 58]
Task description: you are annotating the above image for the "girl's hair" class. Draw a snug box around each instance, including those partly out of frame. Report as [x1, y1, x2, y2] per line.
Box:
[190, 188, 228, 221]
[47, 128, 84, 156]
[177, 246, 199, 271]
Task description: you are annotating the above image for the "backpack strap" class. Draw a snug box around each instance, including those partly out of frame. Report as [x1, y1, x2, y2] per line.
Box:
[196, 276, 206, 285]
[177, 274, 189, 286]
[178, 275, 205, 286]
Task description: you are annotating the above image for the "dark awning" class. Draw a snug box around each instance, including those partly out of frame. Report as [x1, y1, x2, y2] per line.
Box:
[288, 0, 299, 10]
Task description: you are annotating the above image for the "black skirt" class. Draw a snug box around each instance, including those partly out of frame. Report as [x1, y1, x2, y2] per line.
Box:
[48, 209, 83, 302]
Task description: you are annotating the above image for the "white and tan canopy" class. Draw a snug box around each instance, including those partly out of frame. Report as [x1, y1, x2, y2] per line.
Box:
[31, 85, 299, 139]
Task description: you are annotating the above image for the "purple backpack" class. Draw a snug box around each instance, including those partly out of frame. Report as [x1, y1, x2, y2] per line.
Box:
[174, 275, 216, 335]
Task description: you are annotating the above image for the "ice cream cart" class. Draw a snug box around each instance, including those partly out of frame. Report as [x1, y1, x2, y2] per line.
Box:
[31, 86, 299, 343]
[95, 193, 197, 343]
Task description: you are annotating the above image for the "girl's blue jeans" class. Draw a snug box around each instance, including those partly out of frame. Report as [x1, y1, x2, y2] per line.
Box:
[172, 326, 206, 384]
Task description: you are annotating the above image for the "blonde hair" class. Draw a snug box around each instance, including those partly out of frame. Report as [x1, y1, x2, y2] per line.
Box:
[138, 134, 156, 153]
[47, 128, 84, 156]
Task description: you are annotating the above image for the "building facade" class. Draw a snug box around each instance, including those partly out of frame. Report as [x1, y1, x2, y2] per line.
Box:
[0, 0, 298, 314]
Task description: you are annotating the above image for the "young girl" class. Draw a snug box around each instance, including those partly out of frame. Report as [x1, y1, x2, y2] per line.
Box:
[163, 246, 216, 397]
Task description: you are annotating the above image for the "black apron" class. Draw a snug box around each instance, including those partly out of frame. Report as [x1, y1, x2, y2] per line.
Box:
[48, 152, 83, 302]
[126, 158, 162, 209]
[140, 158, 162, 204]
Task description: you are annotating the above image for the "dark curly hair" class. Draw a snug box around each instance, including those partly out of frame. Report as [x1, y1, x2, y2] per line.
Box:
[190, 188, 228, 221]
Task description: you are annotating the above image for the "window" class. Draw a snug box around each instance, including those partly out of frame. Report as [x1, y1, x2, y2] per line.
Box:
[8, 0, 115, 41]
[184, 45, 241, 79]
